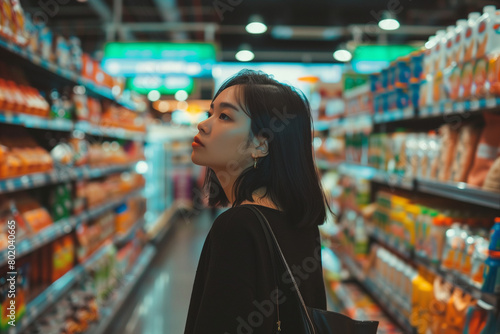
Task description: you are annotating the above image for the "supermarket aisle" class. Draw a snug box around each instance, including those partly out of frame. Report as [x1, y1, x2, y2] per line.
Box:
[107, 208, 215, 334]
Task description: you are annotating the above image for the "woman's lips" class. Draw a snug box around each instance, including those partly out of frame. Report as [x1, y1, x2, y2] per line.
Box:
[192, 141, 204, 148]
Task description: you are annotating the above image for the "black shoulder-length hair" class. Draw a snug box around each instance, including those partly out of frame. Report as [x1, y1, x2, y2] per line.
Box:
[203, 69, 333, 227]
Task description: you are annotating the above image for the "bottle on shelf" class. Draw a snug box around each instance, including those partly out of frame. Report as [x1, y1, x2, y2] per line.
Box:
[481, 217, 500, 294]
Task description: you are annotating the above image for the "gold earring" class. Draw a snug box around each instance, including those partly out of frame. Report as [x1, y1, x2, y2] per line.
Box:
[253, 157, 258, 169]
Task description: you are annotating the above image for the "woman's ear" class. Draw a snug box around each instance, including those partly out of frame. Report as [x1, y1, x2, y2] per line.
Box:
[252, 136, 269, 158]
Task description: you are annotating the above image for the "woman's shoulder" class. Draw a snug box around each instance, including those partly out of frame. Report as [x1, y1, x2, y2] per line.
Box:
[211, 205, 262, 234]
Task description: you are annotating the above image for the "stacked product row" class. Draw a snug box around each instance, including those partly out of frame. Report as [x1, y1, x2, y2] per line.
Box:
[0, 173, 145, 249]
[371, 190, 500, 294]
[366, 5, 500, 120]
[0, 193, 146, 333]
[368, 112, 500, 192]
[0, 126, 144, 180]
[0, 0, 123, 92]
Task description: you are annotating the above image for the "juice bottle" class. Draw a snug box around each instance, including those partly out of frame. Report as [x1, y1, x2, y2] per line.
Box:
[442, 223, 462, 270]
[444, 25, 457, 68]
[471, 235, 489, 286]
[464, 12, 481, 62]
[429, 216, 452, 264]
[454, 19, 468, 65]
[475, 6, 498, 59]
[422, 210, 438, 259]
[423, 35, 437, 77]
[433, 30, 447, 75]
[481, 217, 500, 294]
[461, 231, 483, 278]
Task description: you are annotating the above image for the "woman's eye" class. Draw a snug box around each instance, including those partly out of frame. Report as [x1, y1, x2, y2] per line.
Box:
[219, 113, 230, 121]
[206, 111, 212, 118]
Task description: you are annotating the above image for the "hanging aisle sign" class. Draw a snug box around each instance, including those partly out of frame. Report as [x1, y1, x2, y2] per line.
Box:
[102, 42, 218, 77]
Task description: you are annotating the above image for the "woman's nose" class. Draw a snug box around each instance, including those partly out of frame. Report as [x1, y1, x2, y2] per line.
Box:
[197, 117, 209, 134]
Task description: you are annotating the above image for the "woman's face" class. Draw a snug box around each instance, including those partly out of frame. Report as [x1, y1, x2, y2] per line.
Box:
[192, 85, 259, 174]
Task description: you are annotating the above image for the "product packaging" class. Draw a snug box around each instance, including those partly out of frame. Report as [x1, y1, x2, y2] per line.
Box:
[481, 218, 500, 294]
[467, 113, 500, 187]
[449, 122, 483, 182]
[483, 157, 500, 192]
[434, 124, 459, 181]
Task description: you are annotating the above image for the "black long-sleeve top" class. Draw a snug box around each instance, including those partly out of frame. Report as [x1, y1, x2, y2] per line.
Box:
[185, 204, 327, 334]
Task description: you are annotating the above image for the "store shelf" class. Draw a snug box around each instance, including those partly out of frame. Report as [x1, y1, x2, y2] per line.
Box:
[417, 178, 500, 210]
[84, 188, 144, 222]
[374, 106, 415, 123]
[86, 244, 156, 334]
[0, 163, 137, 194]
[0, 38, 137, 111]
[315, 159, 343, 170]
[367, 227, 499, 311]
[367, 225, 413, 261]
[74, 121, 146, 141]
[0, 111, 74, 131]
[319, 160, 500, 210]
[372, 170, 414, 190]
[335, 251, 416, 334]
[0, 188, 143, 267]
[114, 218, 145, 245]
[15, 239, 117, 333]
[413, 254, 499, 309]
[15, 265, 84, 333]
[419, 97, 500, 118]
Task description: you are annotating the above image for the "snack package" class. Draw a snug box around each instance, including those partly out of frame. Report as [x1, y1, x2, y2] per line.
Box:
[467, 113, 500, 187]
[435, 124, 459, 181]
[483, 157, 500, 192]
[449, 122, 483, 182]
[429, 277, 453, 334]
[442, 289, 474, 334]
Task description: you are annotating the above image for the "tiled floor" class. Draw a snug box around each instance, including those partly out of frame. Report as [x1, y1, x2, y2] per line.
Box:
[107, 208, 215, 334]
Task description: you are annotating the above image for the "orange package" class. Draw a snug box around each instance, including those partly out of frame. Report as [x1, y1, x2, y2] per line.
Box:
[442, 289, 474, 334]
[483, 157, 500, 192]
[460, 61, 475, 101]
[436, 124, 459, 182]
[467, 113, 500, 187]
[429, 277, 453, 334]
[449, 122, 483, 182]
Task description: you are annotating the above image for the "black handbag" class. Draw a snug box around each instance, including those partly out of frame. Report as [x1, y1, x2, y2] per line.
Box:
[245, 205, 379, 334]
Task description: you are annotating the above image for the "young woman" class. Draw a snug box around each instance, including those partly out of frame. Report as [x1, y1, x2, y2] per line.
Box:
[185, 70, 333, 334]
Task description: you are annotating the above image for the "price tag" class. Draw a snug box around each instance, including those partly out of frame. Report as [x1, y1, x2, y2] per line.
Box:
[486, 98, 497, 108]
[50, 172, 59, 183]
[21, 176, 30, 189]
[47, 62, 58, 72]
[433, 105, 441, 115]
[32, 174, 46, 187]
[3, 112, 14, 123]
[470, 100, 480, 110]
[5, 179, 15, 191]
[444, 102, 453, 114]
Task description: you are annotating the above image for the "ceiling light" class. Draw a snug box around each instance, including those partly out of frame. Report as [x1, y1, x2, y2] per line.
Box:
[235, 44, 254, 62]
[333, 49, 352, 62]
[147, 90, 161, 102]
[378, 11, 400, 31]
[246, 15, 267, 34]
[175, 90, 188, 101]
